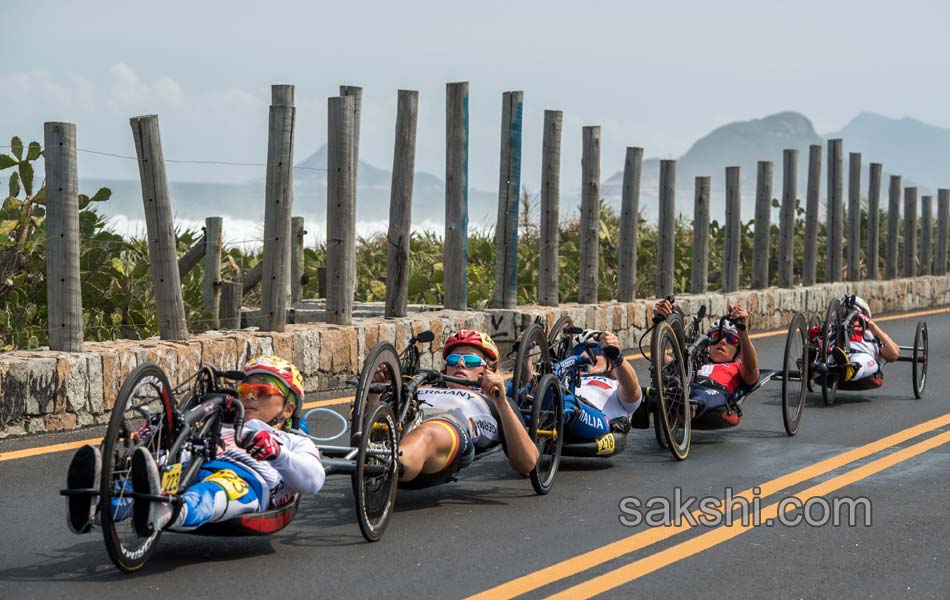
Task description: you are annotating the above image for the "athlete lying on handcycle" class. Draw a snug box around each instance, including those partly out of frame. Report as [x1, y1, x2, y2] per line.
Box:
[395, 329, 540, 488]
[811, 295, 900, 385]
[653, 299, 760, 428]
[65, 356, 326, 536]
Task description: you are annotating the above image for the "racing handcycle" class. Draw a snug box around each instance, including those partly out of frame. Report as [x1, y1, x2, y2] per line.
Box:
[61, 361, 398, 573]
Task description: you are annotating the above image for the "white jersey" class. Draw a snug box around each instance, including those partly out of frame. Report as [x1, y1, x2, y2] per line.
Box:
[416, 387, 502, 450]
[217, 419, 325, 509]
[576, 376, 642, 420]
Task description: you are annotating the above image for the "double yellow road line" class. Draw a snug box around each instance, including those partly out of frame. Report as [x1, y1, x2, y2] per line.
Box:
[468, 414, 950, 599]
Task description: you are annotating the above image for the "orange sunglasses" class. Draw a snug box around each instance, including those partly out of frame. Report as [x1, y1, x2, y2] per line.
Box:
[237, 383, 286, 398]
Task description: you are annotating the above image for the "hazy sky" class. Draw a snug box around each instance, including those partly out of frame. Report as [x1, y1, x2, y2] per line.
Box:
[6, 0, 950, 191]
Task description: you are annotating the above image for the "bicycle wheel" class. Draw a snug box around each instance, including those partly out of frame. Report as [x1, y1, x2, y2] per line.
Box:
[913, 321, 928, 399]
[547, 315, 575, 361]
[512, 323, 552, 403]
[821, 298, 843, 406]
[782, 313, 807, 436]
[100, 362, 177, 573]
[352, 343, 402, 443]
[527, 373, 564, 495]
[806, 313, 821, 392]
[651, 320, 690, 460]
[353, 401, 399, 542]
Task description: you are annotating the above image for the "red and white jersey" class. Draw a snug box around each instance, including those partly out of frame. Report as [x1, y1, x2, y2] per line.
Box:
[696, 361, 744, 394]
[848, 323, 881, 360]
[577, 376, 642, 420]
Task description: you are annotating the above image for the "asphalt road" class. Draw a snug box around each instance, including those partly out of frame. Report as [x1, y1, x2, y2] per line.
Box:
[1, 307, 948, 599]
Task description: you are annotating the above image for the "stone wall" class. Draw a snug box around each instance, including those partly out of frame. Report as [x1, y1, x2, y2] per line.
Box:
[3, 276, 948, 438]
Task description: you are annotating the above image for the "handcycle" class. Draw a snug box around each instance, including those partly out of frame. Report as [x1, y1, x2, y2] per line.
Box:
[645, 298, 796, 461]
[511, 317, 630, 460]
[61, 361, 398, 573]
[785, 294, 928, 408]
[352, 329, 565, 495]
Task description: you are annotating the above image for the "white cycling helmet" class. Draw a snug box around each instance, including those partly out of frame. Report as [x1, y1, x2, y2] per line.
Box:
[852, 295, 871, 319]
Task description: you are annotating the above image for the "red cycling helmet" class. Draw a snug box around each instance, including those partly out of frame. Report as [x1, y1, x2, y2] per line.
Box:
[443, 329, 499, 363]
[243, 355, 305, 407]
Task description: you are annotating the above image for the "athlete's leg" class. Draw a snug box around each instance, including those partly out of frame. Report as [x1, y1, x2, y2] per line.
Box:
[847, 352, 879, 381]
[399, 420, 465, 481]
[562, 394, 611, 440]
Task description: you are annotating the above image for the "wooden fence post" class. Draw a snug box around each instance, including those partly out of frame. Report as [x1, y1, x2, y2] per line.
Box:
[723, 166, 741, 292]
[803, 144, 822, 286]
[130, 114, 188, 340]
[752, 160, 773, 288]
[242, 262, 263, 296]
[204, 216, 222, 328]
[260, 84, 295, 332]
[444, 82, 469, 310]
[885, 176, 901, 279]
[327, 95, 356, 325]
[866, 163, 882, 280]
[921, 195, 933, 275]
[539, 110, 562, 307]
[691, 176, 710, 293]
[220, 281, 243, 329]
[618, 147, 643, 301]
[385, 89, 419, 318]
[178, 234, 206, 277]
[291, 216, 305, 304]
[903, 187, 918, 277]
[826, 139, 844, 283]
[937, 189, 950, 276]
[578, 126, 601, 303]
[657, 159, 676, 298]
[44, 122, 83, 351]
[778, 149, 797, 288]
[492, 91, 524, 309]
[847, 152, 862, 280]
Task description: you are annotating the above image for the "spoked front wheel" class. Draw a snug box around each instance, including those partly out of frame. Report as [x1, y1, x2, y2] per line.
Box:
[100, 362, 177, 573]
[353, 402, 399, 542]
[913, 321, 928, 399]
[512, 323, 552, 402]
[547, 315, 575, 361]
[651, 320, 691, 460]
[782, 313, 808, 436]
[352, 343, 402, 443]
[527, 373, 564, 495]
[821, 298, 844, 406]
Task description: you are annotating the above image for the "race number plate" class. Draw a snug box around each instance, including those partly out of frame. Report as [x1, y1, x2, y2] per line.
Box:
[596, 434, 616, 456]
[160, 463, 182, 493]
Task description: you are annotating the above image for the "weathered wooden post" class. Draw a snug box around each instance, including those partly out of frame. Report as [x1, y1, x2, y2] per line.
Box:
[178, 234, 206, 277]
[578, 126, 601, 303]
[260, 85, 295, 332]
[385, 89, 419, 318]
[444, 82, 469, 310]
[866, 163, 882, 279]
[921, 195, 933, 275]
[778, 149, 797, 288]
[539, 110, 562, 307]
[204, 216, 222, 328]
[618, 147, 643, 301]
[937, 189, 950, 276]
[657, 160, 676, 298]
[903, 187, 918, 277]
[826, 139, 844, 283]
[242, 262, 263, 296]
[847, 152, 862, 281]
[130, 114, 188, 340]
[803, 144, 822, 286]
[723, 166, 741, 292]
[492, 91, 524, 309]
[44, 122, 83, 351]
[327, 95, 356, 325]
[752, 161, 773, 288]
[691, 176, 710, 293]
[291, 217, 305, 304]
[340, 85, 362, 186]
[885, 176, 901, 279]
[220, 281, 243, 329]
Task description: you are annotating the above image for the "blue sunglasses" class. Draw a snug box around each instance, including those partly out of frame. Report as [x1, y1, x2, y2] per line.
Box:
[445, 353, 489, 368]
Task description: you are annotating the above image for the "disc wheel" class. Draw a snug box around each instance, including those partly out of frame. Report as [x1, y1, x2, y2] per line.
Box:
[806, 314, 821, 392]
[353, 401, 399, 542]
[352, 343, 402, 443]
[547, 315, 575, 361]
[913, 321, 928, 399]
[526, 373, 564, 495]
[100, 362, 177, 573]
[651, 319, 691, 460]
[821, 298, 844, 406]
[782, 313, 808, 436]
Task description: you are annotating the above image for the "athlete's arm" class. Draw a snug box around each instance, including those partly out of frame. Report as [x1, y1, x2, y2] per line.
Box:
[481, 369, 539, 474]
[601, 331, 640, 405]
[242, 420, 325, 495]
[730, 304, 760, 385]
[866, 319, 900, 363]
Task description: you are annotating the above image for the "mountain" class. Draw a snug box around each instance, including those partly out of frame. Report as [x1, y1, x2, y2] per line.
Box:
[824, 112, 950, 190]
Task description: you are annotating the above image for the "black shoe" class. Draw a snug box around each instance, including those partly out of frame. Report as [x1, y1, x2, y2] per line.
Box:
[66, 445, 101, 534]
[609, 416, 631, 435]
